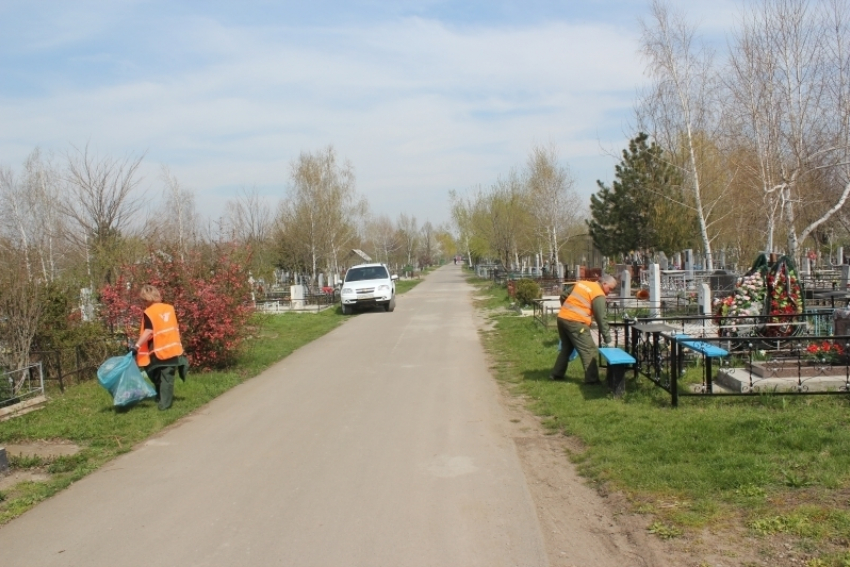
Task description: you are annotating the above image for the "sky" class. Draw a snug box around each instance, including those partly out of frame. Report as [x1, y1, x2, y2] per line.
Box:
[0, 0, 739, 229]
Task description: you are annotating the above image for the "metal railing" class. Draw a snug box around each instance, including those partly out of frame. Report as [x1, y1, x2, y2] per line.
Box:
[1, 362, 44, 409]
[255, 289, 338, 313]
[30, 339, 125, 392]
[620, 313, 850, 406]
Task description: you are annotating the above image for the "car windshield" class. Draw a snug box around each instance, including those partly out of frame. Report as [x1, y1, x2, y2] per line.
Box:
[346, 266, 388, 282]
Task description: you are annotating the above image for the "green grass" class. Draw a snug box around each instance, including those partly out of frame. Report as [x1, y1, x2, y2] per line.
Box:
[469, 273, 850, 559]
[0, 278, 430, 525]
[395, 278, 420, 295]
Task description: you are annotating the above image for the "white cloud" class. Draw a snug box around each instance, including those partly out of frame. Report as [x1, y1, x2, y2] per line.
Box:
[0, 2, 735, 226]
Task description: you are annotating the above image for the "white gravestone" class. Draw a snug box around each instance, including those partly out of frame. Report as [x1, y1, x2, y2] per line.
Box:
[619, 269, 631, 310]
[698, 283, 712, 315]
[291, 284, 306, 309]
[649, 263, 662, 318]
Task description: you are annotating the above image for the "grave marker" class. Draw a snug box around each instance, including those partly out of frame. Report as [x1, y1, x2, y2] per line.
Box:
[619, 269, 631, 309]
[698, 283, 712, 315]
[649, 263, 661, 318]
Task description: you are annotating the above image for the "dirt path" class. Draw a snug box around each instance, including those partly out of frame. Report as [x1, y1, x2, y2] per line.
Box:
[473, 304, 670, 566]
[500, 395, 665, 567]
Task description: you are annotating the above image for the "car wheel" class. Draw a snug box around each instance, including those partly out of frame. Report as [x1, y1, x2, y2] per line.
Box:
[385, 296, 395, 312]
[341, 303, 351, 315]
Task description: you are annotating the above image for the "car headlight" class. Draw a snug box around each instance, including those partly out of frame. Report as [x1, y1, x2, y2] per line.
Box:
[342, 287, 353, 294]
[377, 284, 389, 292]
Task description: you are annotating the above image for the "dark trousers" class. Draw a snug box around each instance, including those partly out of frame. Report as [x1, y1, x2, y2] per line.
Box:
[551, 318, 600, 383]
[148, 364, 177, 410]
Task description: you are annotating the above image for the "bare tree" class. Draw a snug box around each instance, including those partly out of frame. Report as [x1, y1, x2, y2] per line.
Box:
[419, 221, 436, 267]
[155, 166, 199, 261]
[726, 0, 850, 262]
[365, 214, 401, 265]
[63, 143, 145, 247]
[0, 255, 43, 371]
[62, 143, 145, 283]
[486, 170, 533, 268]
[0, 167, 33, 280]
[449, 187, 492, 266]
[524, 144, 582, 272]
[277, 146, 367, 280]
[24, 148, 64, 282]
[396, 213, 420, 267]
[639, 0, 721, 269]
[224, 186, 272, 245]
[0, 149, 66, 283]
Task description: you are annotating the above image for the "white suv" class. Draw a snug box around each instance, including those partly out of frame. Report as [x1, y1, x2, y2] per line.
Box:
[340, 263, 398, 314]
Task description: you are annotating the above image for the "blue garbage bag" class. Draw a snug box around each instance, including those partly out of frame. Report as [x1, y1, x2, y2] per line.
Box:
[97, 353, 156, 407]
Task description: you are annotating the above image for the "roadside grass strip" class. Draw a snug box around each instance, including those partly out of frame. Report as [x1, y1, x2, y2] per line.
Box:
[1, 277, 429, 524]
[0, 280, 432, 526]
[470, 276, 850, 561]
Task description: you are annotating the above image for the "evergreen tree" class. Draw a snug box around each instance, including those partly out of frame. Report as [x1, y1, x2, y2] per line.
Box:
[588, 133, 694, 259]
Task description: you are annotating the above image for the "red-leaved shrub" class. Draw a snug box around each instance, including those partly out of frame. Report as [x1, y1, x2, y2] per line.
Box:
[100, 246, 254, 369]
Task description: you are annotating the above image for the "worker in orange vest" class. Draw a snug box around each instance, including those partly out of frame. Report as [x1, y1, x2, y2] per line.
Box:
[550, 274, 617, 384]
[130, 284, 188, 410]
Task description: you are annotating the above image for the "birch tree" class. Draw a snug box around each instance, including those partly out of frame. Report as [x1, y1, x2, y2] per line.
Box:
[396, 213, 419, 267]
[639, 0, 721, 269]
[487, 170, 533, 268]
[25, 148, 64, 282]
[726, 0, 850, 262]
[419, 221, 436, 267]
[155, 166, 199, 261]
[278, 146, 366, 280]
[0, 167, 33, 280]
[524, 144, 582, 271]
[449, 187, 492, 266]
[0, 149, 66, 283]
[365, 214, 401, 265]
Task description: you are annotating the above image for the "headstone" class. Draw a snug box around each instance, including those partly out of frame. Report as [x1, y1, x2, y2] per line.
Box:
[291, 284, 306, 309]
[698, 283, 712, 315]
[657, 251, 669, 270]
[841, 265, 850, 290]
[673, 252, 682, 270]
[685, 249, 694, 280]
[0, 447, 8, 474]
[648, 263, 662, 318]
[80, 288, 95, 322]
[620, 269, 631, 309]
[835, 308, 850, 336]
[838, 247, 845, 265]
[709, 270, 737, 295]
[719, 249, 727, 268]
[318, 273, 324, 289]
[574, 265, 582, 281]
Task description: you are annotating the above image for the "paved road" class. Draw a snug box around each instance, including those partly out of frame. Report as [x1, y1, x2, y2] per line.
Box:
[1, 265, 548, 567]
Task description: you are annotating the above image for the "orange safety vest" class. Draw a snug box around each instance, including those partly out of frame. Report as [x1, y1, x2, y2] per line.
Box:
[557, 281, 605, 326]
[137, 303, 184, 367]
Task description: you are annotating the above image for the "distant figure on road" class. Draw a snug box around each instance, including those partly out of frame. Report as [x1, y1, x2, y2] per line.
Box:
[550, 274, 617, 384]
[131, 285, 188, 410]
